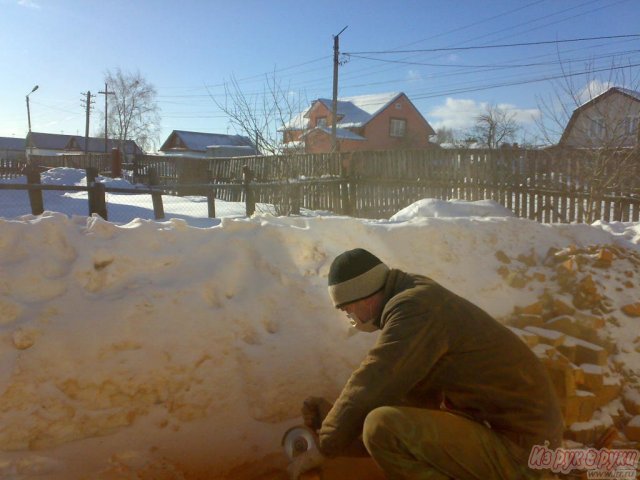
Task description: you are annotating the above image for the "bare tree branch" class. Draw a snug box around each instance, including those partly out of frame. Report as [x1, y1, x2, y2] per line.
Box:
[470, 104, 520, 149]
[535, 57, 640, 222]
[102, 68, 161, 152]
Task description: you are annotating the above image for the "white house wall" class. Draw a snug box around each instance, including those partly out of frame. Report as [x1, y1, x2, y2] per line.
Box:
[565, 92, 640, 148]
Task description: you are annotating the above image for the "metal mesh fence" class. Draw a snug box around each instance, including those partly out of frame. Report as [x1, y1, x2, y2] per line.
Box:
[0, 181, 251, 226]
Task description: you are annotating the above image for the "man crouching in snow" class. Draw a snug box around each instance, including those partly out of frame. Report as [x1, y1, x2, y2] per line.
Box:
[289, 248, 563, 479]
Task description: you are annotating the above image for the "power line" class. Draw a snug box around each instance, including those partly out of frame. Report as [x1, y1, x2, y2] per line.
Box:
[408, 62, 640, 101]
[153, 2, 632, 108]
[336, 0, 630, 87]
[345, 34, 640, 56]
[156, 1, 555, 96]
[388, 0, 547, 50]
[347, 49, 640, 69]
[335, 0, 609, 85]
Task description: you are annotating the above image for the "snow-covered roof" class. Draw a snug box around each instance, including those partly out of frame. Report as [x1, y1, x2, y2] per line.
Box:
[283, 92, 403, 130]
[0, 136, 25, 151]
[76, 137, 142, 154]
[206, 144, 258, 158]
[301, 126, 366, 141]
[616, 87, 640, 102]
[579, 86, 640, 107]
[27, 132, 141, 154]
[160, 130, 255, 153]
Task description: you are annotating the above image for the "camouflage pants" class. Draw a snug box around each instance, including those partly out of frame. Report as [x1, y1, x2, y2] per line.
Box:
[362, 406, 540, 480]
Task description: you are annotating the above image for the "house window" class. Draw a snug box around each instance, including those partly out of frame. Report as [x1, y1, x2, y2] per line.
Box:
[390, 118, 407, 137]
[588, 117, 605, 138]
[395, 102, 402, 110]
[316, 117, 327, 128]
[624, 115, 639, 136]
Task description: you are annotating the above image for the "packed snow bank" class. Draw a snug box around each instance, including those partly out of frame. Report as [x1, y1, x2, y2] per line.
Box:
[390, 198, 514, 222]
[0, 211, 639, 479]
[592, 220, 640, 245]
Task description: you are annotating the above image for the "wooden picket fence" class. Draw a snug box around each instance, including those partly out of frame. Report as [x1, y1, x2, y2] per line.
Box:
[10, 148, 640, 223]
[29, 153, 113, 172]
[200, 148, 640, 222]
[0, 159, 26, 179]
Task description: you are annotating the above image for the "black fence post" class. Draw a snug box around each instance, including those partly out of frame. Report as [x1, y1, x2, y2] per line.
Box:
[26, 166, 44, 215]
[86, 167, 108, 220]
[243, 165, 255, 216]
[149, 167, 165, 220]
[85, 166, 98, 184]
[207, 188, 216, 218]
[89, 182, 108, 220]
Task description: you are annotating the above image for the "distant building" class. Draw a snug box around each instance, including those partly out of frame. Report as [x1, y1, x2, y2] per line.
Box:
[159, 130, 258, 158]
[0, 137, 26, 161]
[282, 92, 436, 153]
[560, 87, 640, 148]
[26, 132, 143, 160]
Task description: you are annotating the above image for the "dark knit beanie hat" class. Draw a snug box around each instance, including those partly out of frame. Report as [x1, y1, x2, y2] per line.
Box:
[328, 248, 390, 307]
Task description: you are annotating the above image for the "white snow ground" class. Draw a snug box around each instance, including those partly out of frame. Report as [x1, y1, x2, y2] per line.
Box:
[0, 168, 639, 479]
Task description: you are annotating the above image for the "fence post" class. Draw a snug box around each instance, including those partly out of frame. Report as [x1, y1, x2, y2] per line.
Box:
[89, 182, 108, 220]
[86, 166, 98, 184]
[291, 183, 301, 215]
[340, 153, 353, 216]
[148, 167, 165, 219]
[25, 166, 44, 215]
[207, 188, 216, 218]
[86, 167, 108, 220]
[111, 148, 122, 178]
[133, 155, 140, 184]
[243, 165, 255, 216]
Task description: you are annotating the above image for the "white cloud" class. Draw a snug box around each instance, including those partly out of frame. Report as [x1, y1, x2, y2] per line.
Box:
[428, 98, 540, 131]
[577, 80, 612, 104]
[428, 98, 484, 130]
[18, 0, 40, 8]
[496, 102, 541, 124]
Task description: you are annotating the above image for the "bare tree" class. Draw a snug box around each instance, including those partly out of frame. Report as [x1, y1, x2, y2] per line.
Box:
[102, 68, 161, 153]
[211, 73, 310, 215]
[433, 126, 458, 146]
[470, 104, 520, 149]
[213, 73, 308, 156]
[535, 59, 640, 222]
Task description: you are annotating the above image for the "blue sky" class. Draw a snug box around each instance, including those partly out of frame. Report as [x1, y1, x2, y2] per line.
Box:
[1, 0, 639, 147]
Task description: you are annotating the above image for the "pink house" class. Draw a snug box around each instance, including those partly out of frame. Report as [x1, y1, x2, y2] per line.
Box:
[283, 92, 436, 153]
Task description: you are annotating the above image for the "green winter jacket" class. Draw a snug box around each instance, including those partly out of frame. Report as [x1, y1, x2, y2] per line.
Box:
[319, 269, 564, 461]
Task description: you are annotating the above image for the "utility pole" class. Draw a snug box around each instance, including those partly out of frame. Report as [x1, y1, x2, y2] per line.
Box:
[98, 83, 114, 153]
[80, 91, 95, 153]
[331, 25, 348, 153]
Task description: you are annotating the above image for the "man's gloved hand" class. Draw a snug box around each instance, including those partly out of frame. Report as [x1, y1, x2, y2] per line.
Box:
[287, 448, 324, 480]
[301, 396, 332, 431]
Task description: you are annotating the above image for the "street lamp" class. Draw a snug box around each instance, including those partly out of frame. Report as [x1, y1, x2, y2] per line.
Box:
[26, 85, 39, 132]
[26, 85, 39, 163]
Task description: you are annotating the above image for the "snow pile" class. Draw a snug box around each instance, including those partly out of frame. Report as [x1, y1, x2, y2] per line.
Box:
[0, 209, 638, 479]
[390, 198, 514, 222]
[592, 220, 640, 246]
[0, 182, 639, 479]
